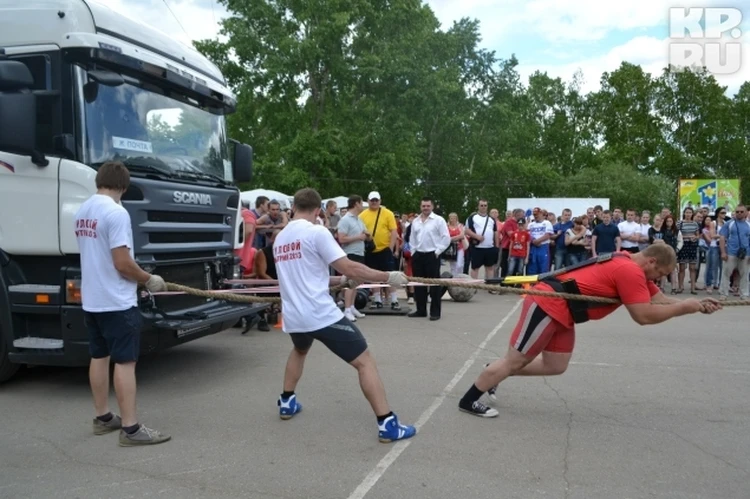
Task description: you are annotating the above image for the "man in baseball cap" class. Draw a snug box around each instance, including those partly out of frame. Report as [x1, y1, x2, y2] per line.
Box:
[359, 191, 401, 310]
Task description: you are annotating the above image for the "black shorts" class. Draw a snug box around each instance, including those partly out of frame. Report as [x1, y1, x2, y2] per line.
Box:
[84, 306, 142, 363]
[365, 248, 394, 272]
[288, 317, 368, 363]
[347, 253, 365, 264]
[471, 246, 499, 269]
[623, 247, 640, 254]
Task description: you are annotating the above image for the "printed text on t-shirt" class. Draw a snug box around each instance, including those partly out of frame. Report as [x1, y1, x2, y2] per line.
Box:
[75, 218, 98, 238]
[274, 240, 302, 263]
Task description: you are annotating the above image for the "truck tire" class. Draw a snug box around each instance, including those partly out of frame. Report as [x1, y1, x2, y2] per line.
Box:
[0, 339, 20, 383]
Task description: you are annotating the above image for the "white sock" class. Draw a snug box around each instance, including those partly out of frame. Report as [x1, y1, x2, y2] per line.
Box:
[390, 293, 399, 303]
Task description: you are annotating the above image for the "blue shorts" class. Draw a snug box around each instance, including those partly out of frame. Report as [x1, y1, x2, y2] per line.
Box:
[84, 306, 142, 363]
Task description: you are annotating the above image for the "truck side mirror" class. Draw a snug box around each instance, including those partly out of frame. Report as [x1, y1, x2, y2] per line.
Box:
[0, 59, 47, 166]
[232, 142, 252, 183]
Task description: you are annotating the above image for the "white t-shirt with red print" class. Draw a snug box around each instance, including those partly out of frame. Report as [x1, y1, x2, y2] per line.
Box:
[274, 218, 346, 333]
[74, 194, 137, 312]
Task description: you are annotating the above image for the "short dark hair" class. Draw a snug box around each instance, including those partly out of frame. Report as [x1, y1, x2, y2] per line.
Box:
[293, 188, 322, 212]
[421, 196, 433, 204]
[347, 194, 362, 209]
[95, 161, 130, 191]
[255, 196, 269, 209]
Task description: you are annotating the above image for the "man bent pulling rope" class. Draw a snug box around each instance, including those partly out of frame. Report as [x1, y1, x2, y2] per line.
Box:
[457, 243, 723, 417]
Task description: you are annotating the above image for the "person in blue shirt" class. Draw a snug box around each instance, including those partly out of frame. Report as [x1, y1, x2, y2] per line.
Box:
[591, 210, 621, 257]
[552, 209, 574, 269]
[718, 204, 750, 299]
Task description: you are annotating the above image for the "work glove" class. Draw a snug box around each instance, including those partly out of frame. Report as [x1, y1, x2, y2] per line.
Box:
[386, 271, 410, 286]
[145, 274, 167, 292]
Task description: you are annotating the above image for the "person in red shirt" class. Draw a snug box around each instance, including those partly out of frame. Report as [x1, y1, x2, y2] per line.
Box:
[457, 244, 723, 417]
[236, 203, 258, 277]
[500, 210, 520, 277]
[507, 218, 530, 276]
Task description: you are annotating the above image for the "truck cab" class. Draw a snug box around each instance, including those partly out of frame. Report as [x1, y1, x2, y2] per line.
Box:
[0, 0, 265, 382]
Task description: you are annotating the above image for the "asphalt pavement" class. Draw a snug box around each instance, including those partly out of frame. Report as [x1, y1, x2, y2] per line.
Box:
[1, 287, 748, 499]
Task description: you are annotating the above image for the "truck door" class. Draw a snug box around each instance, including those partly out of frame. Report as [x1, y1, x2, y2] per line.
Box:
[0, 51, 63, 256]
[0, 152, 62, 255]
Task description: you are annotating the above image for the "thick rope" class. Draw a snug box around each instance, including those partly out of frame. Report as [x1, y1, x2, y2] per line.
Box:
[162, 278, 750, 307]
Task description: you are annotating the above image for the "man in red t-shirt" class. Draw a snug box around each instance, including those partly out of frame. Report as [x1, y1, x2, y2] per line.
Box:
[457, 244, 723, 417]
[500, 210, 520, 277]
[507, 218, 530, 276]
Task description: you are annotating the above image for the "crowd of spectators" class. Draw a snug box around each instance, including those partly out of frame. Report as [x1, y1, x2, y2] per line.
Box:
[234, 194, 750, 331]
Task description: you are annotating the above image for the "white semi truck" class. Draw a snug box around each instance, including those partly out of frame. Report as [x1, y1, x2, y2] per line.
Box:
[0, 0, 264, 382]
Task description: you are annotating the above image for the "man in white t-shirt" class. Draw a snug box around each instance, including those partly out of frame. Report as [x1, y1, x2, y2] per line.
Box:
[75, 161, 170, 447]
[618, 209, 642, 254]
[273, 187, 416, 443]
[526, 207, 554, 275]
[638, 210, 652, 251]
[465, 199, 499, 279]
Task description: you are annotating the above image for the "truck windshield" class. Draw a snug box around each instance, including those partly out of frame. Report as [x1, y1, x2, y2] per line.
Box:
[82, 77, 232, 182]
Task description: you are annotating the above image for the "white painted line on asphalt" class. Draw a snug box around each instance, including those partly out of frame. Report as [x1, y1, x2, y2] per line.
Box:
[346, 299, 523, 499]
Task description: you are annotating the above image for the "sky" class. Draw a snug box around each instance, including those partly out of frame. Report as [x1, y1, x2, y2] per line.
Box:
[96, 0, 749, 96]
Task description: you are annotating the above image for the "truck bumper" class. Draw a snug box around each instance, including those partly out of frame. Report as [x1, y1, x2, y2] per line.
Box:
[8, 301, 268, 368]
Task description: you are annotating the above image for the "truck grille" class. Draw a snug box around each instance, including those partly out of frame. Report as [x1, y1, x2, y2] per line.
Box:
[147, 211, 225, 224]
[154, 263, 210, 311]
[149, 232, 224, 244]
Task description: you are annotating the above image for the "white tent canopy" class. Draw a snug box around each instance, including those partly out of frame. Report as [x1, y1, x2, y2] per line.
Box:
[240, 189, 294, 210]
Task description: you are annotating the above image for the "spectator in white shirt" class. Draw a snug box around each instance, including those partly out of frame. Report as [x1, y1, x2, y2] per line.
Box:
[407, 197, 451, 321]
[638, 210, 652, 251]
[618, 209, 642, 254]
[526, 207, 554, 274]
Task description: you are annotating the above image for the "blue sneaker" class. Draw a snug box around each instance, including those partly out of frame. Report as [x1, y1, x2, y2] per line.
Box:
[378, 413, 417, 443]
[278, 394, 302, 420]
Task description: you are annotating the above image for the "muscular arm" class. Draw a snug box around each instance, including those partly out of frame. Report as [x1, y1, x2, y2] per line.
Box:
[112, 247, 151, 284]
[625, 301, 694, 325]
[649, 290, 681, 305]
[330, 257, 391, 284]
[108, 210, 151, 284]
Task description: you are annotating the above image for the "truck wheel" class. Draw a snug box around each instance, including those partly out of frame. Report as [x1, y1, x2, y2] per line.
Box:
[0, 340, 20, 383]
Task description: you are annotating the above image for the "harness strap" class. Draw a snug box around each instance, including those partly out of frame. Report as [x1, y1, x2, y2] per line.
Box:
[539, 252, 629, 324]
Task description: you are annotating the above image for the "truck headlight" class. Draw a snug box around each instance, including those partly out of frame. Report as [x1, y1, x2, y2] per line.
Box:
[233, 263, 241, 279]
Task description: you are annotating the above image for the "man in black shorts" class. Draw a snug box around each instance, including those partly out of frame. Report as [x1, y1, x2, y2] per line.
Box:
[75, 161, 171, 446]
[273, 187, 416, 443]
[465, 200, 500, 279]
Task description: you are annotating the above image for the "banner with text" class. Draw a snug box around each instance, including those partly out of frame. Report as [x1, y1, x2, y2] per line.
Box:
[678, 179, 741, 214]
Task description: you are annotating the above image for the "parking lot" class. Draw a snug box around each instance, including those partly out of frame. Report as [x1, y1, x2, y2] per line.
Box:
[1, 290, 749, 499]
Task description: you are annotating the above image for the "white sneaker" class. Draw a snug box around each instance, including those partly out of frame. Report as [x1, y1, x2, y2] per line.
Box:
[407, 297, 414, 305]
[345, 309, 357, 322]
[351, 308, 365, 318]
